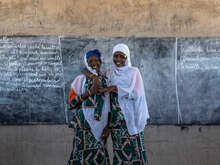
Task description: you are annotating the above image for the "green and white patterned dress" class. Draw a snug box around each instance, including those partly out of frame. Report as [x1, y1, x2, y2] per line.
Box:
[67, 76, 110, 165]
[109, 91, 148, 165]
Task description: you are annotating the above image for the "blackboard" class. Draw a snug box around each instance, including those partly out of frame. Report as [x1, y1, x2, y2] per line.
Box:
[134, 38, 178, 124]
[0, 36, 220, 125]
[177, 38, 220, 124]
[0, 37, 66, 124]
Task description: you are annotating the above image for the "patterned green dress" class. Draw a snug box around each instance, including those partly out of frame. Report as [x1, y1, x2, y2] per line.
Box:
[109, 91, 148, 165]
[67, 76, 110, 165]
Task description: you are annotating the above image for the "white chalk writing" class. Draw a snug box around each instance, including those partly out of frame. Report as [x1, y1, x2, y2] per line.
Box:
[180, 52, 220, 71]
[0, 39, 63, 91]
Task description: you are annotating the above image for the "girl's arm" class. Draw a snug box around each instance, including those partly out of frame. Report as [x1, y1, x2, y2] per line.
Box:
[81, 67, 100, 94]
[68, 87, 95, 110]
[98, 86, 117, 94]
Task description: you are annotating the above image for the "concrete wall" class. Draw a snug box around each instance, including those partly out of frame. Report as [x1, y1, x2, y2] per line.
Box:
[1, 0, 220, 37]
[0, 125, 220, 165]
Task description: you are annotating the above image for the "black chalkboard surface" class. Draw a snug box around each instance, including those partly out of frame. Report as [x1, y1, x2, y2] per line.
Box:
[134, 38, 178, 124]
[177, 38, 220, 124]
[0, 37, 66, 124]
[0, 36, 220, 125]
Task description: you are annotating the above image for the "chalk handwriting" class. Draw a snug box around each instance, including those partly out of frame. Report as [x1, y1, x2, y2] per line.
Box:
[0, 39, 63, 91]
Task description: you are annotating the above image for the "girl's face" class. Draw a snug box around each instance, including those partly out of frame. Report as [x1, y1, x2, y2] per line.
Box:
[113, 51, 127, 67]
[87, 55, 101, 73]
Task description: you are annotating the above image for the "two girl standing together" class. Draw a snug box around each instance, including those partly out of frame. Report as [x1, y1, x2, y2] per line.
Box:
[67, 43, 150, 165]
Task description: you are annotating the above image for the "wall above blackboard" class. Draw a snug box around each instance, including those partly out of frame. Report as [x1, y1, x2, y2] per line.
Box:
[0, 36, 220, 125]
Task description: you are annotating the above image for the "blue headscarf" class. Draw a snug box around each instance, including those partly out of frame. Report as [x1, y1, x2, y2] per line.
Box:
[86, 49, 101, 61]
[84, 49, 102, 76]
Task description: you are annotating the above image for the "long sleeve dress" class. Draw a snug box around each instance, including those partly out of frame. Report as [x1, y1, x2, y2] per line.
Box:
[106, 65, 149, 165]
[67, 75, 110, 165]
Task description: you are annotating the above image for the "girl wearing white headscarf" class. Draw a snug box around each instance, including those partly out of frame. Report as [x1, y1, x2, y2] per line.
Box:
[67, 49, 110, 165]
[105, 43, 150, 164]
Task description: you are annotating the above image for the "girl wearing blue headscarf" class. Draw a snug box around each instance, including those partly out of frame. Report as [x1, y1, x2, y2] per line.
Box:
[67, 49, 110, 165]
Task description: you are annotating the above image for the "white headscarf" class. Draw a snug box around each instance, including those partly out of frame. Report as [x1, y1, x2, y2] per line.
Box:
[112, 43, 131, 67]
[71, 53, 109, 141]
[108, 43, 150, 135]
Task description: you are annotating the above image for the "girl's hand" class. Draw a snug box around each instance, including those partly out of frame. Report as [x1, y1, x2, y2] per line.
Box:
[81, 68, 100, 95]
[90, 76, 100, 95]
[90, 86, 98, 95]
[107, 86, 117, 93]
[101, 126, 110, 140]
[92, 76, 100, 89]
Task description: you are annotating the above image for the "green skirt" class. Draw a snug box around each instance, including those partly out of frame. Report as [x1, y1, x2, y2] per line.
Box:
[67, 128, 110, 165]
[111, 122, 148, 165]
[67, 112, 110, 165]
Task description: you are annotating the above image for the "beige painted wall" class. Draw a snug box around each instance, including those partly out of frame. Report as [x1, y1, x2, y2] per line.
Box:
[1, 0, 220, 37]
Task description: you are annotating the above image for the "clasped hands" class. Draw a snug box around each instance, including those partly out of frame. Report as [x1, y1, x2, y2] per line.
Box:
[89, 76, 117, 95]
